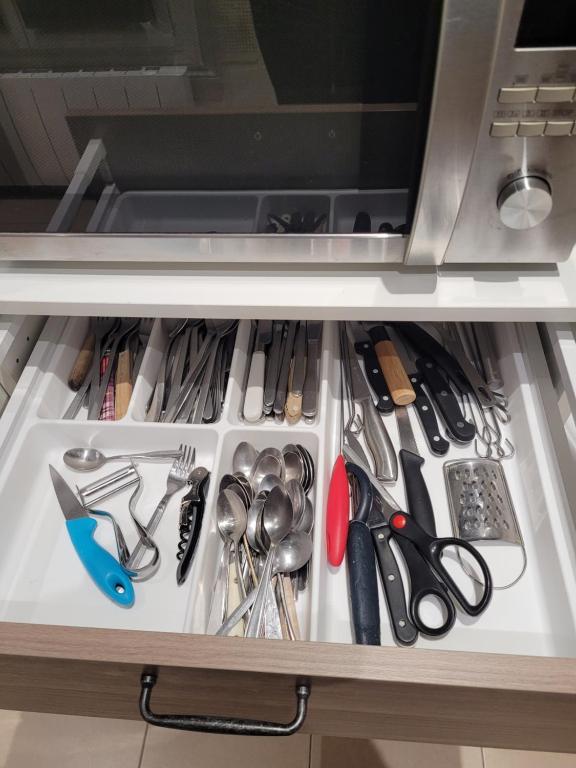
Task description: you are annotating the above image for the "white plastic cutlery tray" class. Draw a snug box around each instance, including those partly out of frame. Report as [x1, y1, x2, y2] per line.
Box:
[0, 319, 574, 659]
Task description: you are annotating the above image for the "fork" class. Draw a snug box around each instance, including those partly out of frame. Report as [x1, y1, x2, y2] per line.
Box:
[89, 318, 139, 420]
[126, 444, 195, 569]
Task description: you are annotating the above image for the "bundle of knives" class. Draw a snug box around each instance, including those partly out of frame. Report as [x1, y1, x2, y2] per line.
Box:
[64, 318, 151, 421]
[328, 320, 513, 648]
[242, 320, 323, 424]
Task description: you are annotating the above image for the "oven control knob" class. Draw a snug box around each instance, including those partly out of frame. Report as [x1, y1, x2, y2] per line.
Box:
[497, 176, 552, 230]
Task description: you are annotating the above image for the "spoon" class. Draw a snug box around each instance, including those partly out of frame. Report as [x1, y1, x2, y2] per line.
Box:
[285, 479, 306, 526]
[216, 531, 313, 636]
[245, 485, 293, 637]
[216, 489, 248, 600]
[294, 497, 314, 535]
[63, 447, 181, 472]
[232, 441, 259, 477]
[258, 473, 283, 494]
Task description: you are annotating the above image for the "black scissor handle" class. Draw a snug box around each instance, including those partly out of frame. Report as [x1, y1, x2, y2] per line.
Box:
[394, 535, 456, 637]
[390, 513, 492, 618]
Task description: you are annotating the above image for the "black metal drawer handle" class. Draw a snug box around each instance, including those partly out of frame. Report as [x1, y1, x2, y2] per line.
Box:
[139, 673, 311, 736]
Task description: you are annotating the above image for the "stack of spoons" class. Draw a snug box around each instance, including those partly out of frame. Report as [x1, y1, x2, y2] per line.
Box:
[208, 441, 315, 640]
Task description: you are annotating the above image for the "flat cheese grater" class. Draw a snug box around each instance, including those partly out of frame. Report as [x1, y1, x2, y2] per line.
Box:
[444, 458, 526, 588]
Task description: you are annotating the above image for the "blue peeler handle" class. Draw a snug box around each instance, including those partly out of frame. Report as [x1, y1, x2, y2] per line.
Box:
[66, 517, 135, 607]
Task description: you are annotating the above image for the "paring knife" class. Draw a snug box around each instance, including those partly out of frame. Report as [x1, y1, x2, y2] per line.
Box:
[285, 322, 307, 423]
[302, 321, 323, 420]
[391, 332, 450, 456]
[365, 324, 415, 406]
[49, 465, 134, 607]
[263, 320, 284, 414]
[274, 321, 298, 417]
[243, 320, 272, 422]
[344, 329, 397, 482]
[347, 322, 394, 413]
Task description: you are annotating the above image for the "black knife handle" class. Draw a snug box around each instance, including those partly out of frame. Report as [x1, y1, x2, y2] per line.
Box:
[347, 520, 380, 645]
[371, 523, 417, 646]
[407, 372, 450, 456]
[399, 449, 437, 537]
[416, 358, 475, 444]
[354, 340, 394, 413]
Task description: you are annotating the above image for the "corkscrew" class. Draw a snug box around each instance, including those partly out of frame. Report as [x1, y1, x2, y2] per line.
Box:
[176, 466, 210, 585]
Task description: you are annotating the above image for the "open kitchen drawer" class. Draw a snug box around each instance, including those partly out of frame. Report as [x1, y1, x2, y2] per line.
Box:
[0, 318, 575, 752]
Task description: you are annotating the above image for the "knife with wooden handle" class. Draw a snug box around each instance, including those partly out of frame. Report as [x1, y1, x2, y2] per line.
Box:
[68, 332, 94, 391]
[114, 342, 132, 420]
[367, 324, 415, 406]
[285, 323, 306, 424]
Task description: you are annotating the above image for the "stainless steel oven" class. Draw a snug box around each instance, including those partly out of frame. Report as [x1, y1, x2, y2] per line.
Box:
[0, 0, 574, 265]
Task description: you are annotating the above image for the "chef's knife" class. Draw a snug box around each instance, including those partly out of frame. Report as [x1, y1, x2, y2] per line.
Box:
[347, 322, 394, 413]
[344, 329, 397, 482]
[389, 332, 450, 456]
[49, 465, 134, 607]
[365, 324, 415, 406]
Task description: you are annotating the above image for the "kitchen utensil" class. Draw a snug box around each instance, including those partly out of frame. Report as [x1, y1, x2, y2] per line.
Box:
[63, 447, 182, 472]
[285, 323, 307, 424]
[146, 319, 188, 422]
[391, 330, 450, 456]
[396, 405, 435, 536]
[353, 211, 371, 232]
[473, 324, 503, 390]
[77, 464, 140, 507]
[326, 454, 349, 567]
[68, 331, 94, 391]
[127, 444, 195, 570]
[216, 488, 248, 626]
[232, 441, 258, 477]
[282, 444, 304, 484]
[193, 320, 238, 424]
[115, 321, 140, 420]
[49, 465, 134, 607]
[176, 466, 210, 585]
[244, 320, 273, 422]
[273, 321, 298, 417]
[346, 460, 492, 641]
[89, 318, 139, 420]
[343, 329, 397, 482]
[245, 485, 293, 637]
[285, 479, 306, 526]
[294, 497, 314, 534]
[365, 324, 415, 406]
[347, 322, 394, 413]
[393, 322, 476, 443]
[263, 321, 285, 414]
[302, 321, 323, 420]
[251, 449, 285, 490]
[217, 531, 313, 636]
[444, 458, 526, 589]
[86, 317, 117, 417]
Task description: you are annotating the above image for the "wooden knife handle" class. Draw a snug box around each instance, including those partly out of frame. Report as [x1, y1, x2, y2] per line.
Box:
[114, 347, 132, 420]
[373, 340, 415, 406]
[68, 333, 94, 391]
[285, 391, 302, 425]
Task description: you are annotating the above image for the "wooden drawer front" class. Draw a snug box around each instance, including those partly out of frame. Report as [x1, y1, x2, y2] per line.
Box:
[0, 319, 573, 751]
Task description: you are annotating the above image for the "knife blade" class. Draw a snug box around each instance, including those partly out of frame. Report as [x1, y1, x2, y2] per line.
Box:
[344, 330, 397, 482]
[274, 321, 298, 416]
[49, 465, 134, 607]
[302, 321, 323, 419]
[243, 320, 272, 422]
[263, 320, 285, 412]
[347, 322, 393, 413]
[285, 323, 307, 424]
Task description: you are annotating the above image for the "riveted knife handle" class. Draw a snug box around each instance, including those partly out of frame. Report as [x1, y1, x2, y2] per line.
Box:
[399, 448, 436, 537]
[408, 372, 450, 456]
[368, 328, 415, 406]
[416, 358, 475, 444]
[353, 339, 394, 413]
[371, 523, 417, 646]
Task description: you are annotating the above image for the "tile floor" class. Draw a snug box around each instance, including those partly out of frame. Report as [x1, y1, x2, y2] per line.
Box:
[0, 711, 575, 768]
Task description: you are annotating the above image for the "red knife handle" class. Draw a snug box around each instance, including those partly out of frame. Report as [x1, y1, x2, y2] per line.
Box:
[326, 454, 350, 566]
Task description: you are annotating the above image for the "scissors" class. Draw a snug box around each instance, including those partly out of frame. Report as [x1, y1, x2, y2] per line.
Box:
[345, 461, 492, 646]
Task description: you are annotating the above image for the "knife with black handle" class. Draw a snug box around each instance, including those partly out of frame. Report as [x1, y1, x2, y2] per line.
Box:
[408, 371, 450, 456]
[415, 357, 475, 444]
[348, 322, 393, 413]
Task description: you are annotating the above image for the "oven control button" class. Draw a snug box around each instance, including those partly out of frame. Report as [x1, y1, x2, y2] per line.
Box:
[536, 86, 575, 103]
[544, 121, 574, 136]
[517, 121, 546, 137]
[497, 176, 552, 230]
[498, 87, 537, 103]
[490, 121, 518, 137]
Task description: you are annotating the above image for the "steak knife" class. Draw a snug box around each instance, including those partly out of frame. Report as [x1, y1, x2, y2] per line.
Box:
[49, 465, 134, 607]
